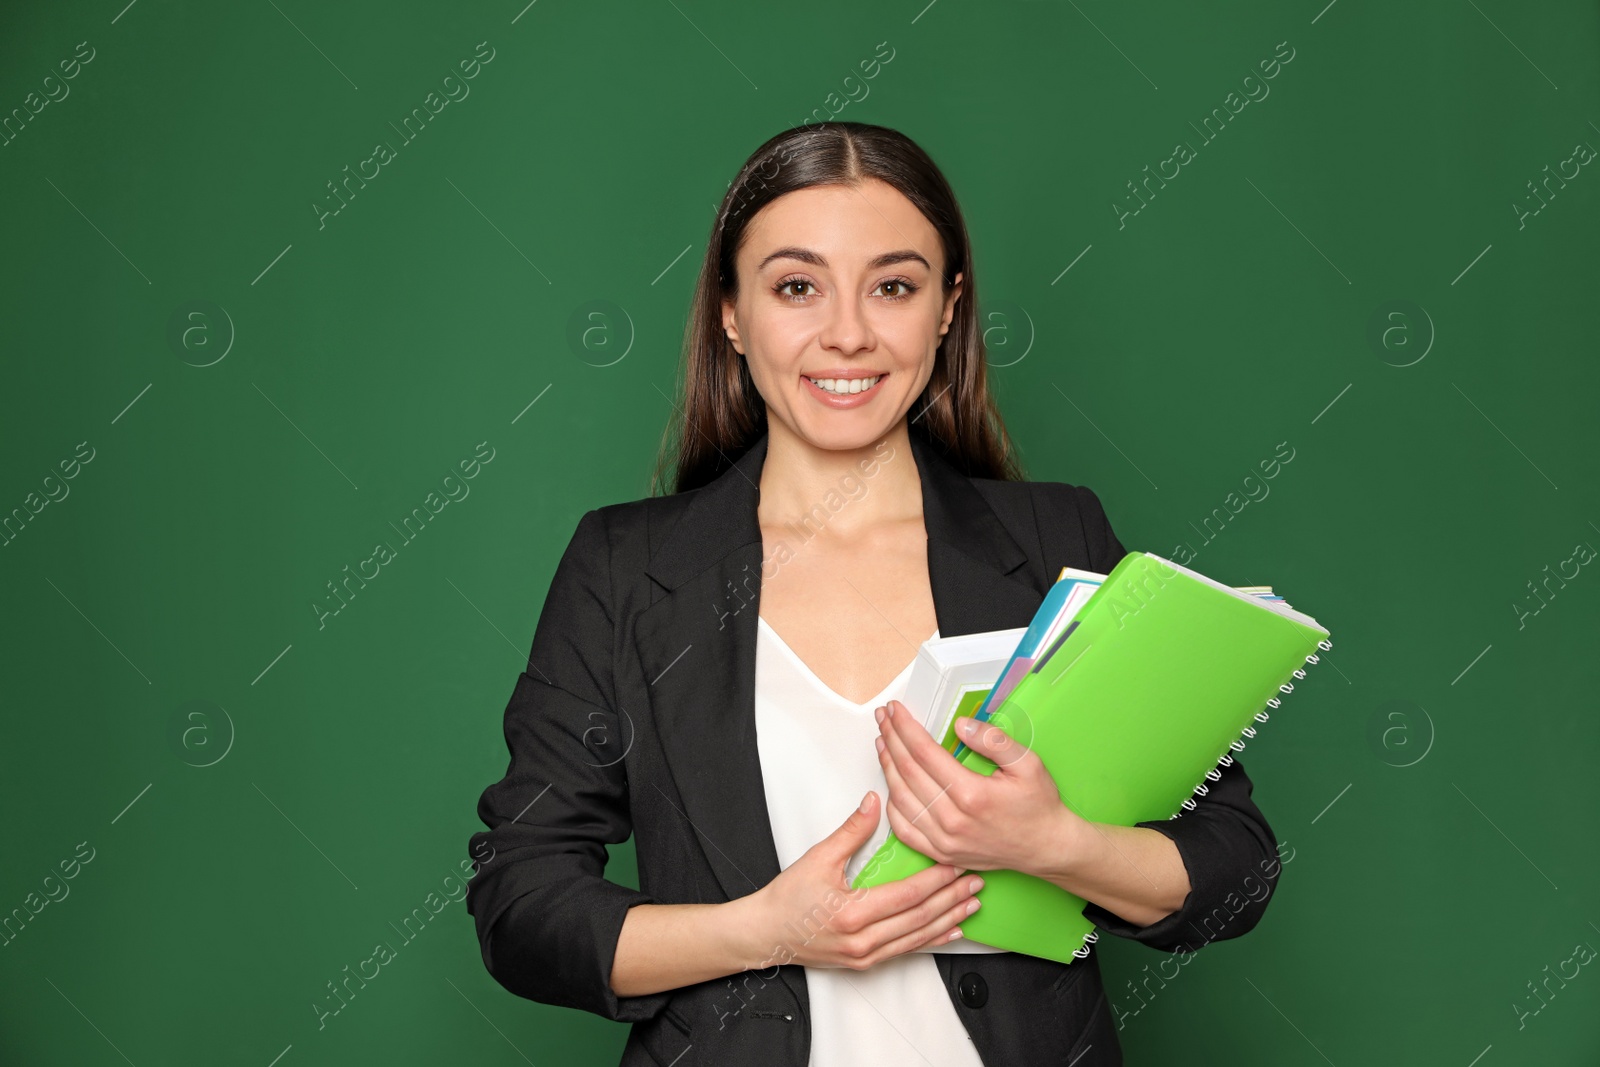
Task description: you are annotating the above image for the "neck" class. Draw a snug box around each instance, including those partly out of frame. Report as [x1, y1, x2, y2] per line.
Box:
[757, 418, 921, 536]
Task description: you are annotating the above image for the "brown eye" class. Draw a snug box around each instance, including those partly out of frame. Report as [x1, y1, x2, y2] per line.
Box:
[774, 277, 815, 301]
[877, 278, 919, 302]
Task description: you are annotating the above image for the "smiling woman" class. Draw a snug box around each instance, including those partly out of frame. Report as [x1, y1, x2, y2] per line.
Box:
[720, 178, 964, 450]
[467, 122, 1281, 1067]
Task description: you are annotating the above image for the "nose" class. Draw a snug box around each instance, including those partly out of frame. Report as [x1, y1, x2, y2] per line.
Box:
[817, 289, 875, 355]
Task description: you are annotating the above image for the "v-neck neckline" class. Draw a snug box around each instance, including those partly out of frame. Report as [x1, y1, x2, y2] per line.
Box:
[757, 615, 936, 709]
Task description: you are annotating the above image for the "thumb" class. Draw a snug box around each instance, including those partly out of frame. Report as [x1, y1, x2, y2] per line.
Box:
[956, 715, 1029, 770]
[822, 790, 881, 859]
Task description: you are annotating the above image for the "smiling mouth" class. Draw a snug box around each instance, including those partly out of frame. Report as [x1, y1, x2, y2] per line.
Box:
[803, 374, 884, 396]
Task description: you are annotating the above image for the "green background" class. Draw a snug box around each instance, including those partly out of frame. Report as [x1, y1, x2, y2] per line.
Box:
[3, 0, 1596, 1063]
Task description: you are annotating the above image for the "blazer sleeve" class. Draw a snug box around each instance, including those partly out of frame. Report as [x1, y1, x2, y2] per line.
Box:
[1061, 484, 1284, 954]
[464, 508, 672, 1023]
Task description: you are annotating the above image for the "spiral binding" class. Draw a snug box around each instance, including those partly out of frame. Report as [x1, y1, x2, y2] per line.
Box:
[1072, 634, 1333, 961]
[1072, 930, 1100, 959]
[1166, 637, 1333, 820]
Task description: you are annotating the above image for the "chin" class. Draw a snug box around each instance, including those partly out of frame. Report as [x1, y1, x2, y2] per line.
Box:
[793, 417, 897, 453]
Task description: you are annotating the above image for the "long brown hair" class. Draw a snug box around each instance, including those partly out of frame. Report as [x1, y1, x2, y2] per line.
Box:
[651, 121, 1024, 495]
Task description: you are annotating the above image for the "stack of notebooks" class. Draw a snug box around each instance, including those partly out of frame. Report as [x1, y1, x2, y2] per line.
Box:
[849, 551, 1330, 965]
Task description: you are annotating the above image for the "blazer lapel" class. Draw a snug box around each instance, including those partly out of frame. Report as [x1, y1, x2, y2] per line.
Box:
[633, 428, 1048, 913]
[633, 436, 773, 905]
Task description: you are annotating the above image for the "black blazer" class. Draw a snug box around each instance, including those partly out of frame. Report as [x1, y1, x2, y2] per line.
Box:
[465, 427, 1280, 1067]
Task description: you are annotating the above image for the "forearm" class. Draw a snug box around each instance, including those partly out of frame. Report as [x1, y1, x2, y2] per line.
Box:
[1030, 811, 1191, 929]
[610, 896, 767, 998]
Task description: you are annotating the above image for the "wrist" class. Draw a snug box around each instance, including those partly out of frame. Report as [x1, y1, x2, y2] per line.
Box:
[722, 890, 776, 973]
[1033, 805, 1099, 888]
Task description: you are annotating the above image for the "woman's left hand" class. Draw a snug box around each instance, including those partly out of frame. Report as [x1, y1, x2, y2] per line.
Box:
[873, 699, 1089, 875]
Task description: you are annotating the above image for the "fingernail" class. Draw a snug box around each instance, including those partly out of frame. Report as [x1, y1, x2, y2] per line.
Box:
[958, 718, 974, 736]
[965, 899, 981, 915]
[860, 792, 873, 812]
[886, 701, 895, 717]
[875, 736, 885, 754]
[874, 706, 885, 724]
[968, 877, 984, 894]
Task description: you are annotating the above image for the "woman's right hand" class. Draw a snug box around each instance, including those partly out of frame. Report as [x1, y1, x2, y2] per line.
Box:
[744, 791, 984, 971]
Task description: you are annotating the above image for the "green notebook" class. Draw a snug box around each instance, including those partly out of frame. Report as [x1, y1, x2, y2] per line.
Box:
[850, 551, 1331, 965]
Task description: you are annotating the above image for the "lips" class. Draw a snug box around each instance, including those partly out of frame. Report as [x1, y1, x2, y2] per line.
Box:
[801, 372, 887, 408]
[804, 373, 883, 396]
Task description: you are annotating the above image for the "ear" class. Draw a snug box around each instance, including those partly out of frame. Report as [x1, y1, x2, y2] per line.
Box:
[721, 298, 745, 355]
[938, 271, 964, 338]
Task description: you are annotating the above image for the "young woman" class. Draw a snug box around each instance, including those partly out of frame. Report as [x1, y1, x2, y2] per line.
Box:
[466, 121, 1280, 1066]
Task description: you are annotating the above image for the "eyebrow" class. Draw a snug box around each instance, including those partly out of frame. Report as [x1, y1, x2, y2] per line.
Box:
[755, 247, 932, 273]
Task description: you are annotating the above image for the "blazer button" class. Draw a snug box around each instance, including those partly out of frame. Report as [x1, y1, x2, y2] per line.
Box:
[957, 972, 988, 1009]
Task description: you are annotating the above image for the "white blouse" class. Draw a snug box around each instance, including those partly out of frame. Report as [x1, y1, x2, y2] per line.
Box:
[754, 615, 1002, 1067]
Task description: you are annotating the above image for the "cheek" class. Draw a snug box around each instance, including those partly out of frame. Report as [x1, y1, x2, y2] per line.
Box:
[886, 316, 943, 370]
[742, 310, 809, 361]
[737, 334, 802, 405]
[745, 347, 793, 391]
[892, 346, 938, 394]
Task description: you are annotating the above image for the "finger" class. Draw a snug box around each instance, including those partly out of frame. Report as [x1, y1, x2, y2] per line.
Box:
[861, 881, 984, 967]
[954, 714, 1037, 771]
[875, 726, 934, 828]
[821, 791, 883, 871]
[879, 700, 963, 814]
[880, 779, 949, 864]
[878, 761, 943, 857]
[877, 735, 960, 862]
[852, 855, 965, 925]
[857, 870, 982, 952]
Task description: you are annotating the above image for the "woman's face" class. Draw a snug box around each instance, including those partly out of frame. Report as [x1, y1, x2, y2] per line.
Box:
[722, 178, 964, 453]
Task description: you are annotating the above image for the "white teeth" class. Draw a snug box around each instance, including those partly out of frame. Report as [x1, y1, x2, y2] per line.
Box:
[807, 375, 881, 395]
